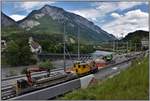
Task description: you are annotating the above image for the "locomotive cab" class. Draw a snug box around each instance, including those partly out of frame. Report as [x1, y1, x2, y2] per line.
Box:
[103, 54, 113, 62]
[16, 79, 30, 95]
[72, 60, 98, 75]
[72, 62, 91, 75]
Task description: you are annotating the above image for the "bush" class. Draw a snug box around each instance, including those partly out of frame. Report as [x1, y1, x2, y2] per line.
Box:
[38, 60, 55, 70]
[21, 60, 54, 74]
[30, 58, 38, 65]
[21, 67, 28, 74]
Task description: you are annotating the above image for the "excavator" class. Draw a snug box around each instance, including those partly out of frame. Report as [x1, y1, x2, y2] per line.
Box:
[16, 67, 50, 95]
[15, 67, 75, 95]
[25, 67, 50, 86]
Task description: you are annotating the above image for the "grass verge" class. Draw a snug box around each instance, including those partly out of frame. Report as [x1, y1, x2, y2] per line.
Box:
[61, 56, 149, 100]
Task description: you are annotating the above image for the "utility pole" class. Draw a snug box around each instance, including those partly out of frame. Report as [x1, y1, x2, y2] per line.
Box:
[77, 25, 80, 60]
[140, 43, 142, 51]
[121, 33, 124, 53]
[113, 41, 115, 52]
[116, 41, 118, 53]
[129, 41, 131, 52]
[135, 43, 136, 52]
[121, 33, 124, 39]
[126, 41, 128, 53]
[63, 23, 66, 72]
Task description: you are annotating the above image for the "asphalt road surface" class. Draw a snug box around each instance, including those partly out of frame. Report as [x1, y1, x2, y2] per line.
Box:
[94, 61, 131, 80]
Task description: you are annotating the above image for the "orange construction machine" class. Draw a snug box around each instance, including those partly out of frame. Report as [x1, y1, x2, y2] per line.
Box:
[25, 67, 50, 86]
[16, 67, 50, 94]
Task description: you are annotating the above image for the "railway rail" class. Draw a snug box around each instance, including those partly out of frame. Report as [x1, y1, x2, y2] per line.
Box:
[2, 68, 64, 81]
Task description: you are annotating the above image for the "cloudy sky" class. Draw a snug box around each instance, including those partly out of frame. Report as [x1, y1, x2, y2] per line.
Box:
[2, 1, 149, 38]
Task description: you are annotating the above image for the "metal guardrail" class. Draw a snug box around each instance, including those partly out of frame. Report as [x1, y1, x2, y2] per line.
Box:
[38, 53, 90, 56]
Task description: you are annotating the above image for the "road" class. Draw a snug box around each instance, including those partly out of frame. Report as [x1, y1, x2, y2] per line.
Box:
[94, 61, 131, 80]
[94, 51, 143, 80]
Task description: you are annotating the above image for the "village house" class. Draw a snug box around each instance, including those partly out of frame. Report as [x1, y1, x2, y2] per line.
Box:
[1, 40, 7, 52]
[28, 37, 42, 54]
[141, 37, 149, 49]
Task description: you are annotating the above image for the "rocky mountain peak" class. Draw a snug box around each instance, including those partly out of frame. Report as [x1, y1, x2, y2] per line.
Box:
[40, 5, 64, 14]
[42, 4, 64, 11]
[1, 12, 17, 27]
[39, 5, 66, 20]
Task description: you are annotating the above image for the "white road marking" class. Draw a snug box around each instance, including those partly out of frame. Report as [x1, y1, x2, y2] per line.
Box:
[112, 67, 118, 70]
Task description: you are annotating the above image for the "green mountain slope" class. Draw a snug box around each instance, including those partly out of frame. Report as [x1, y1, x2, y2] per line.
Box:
[1, 26, 24, 37]
[122, 30, 149, 43]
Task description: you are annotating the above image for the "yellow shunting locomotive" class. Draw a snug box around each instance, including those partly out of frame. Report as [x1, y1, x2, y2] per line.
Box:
[70, 60, 98, 75]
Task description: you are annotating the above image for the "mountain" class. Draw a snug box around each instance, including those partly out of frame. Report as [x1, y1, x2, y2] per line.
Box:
[18, 5, 116, 42]
[1, 12, 17, 27]
[1, 12, 25, 37]
[122, 30, 149, 42]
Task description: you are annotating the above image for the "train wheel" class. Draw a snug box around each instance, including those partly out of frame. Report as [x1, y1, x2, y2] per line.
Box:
[91, 68, 98, 73]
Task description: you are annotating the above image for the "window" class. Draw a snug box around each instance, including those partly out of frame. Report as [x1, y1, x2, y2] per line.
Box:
[78, 65, 80, 68]
[83, 65, 86, 68]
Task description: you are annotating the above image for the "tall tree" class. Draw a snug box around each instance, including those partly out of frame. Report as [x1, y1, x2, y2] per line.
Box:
[5, 39, 37, 66]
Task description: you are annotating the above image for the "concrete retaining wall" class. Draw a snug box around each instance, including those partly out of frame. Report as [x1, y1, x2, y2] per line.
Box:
[11, 78, 81, 100]
[11, 74, 96, 100]
[80, 74, 95, 89]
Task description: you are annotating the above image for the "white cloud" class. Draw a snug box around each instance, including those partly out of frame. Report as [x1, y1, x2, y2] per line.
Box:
[111, 13, 122, 18]
[116, 2, 143, 10]
[96, 2, 117, 13]
[69, 2, 145, 22]
[14, 1, 55, 13]
[10, 14, 26, 21]
[12, 2, 146, 22]
[68, 8, 100, 21]
[96, 2, 144, 11]
[125, 9, 148, 19]
[102, 9, 149, 38]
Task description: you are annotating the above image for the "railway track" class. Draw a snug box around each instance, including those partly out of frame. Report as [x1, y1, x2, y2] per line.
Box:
[1, 52, 144, 100]
[1, 85, 16, 100]
[2, 68, 64, 81]
[1, 72, 75, 100]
